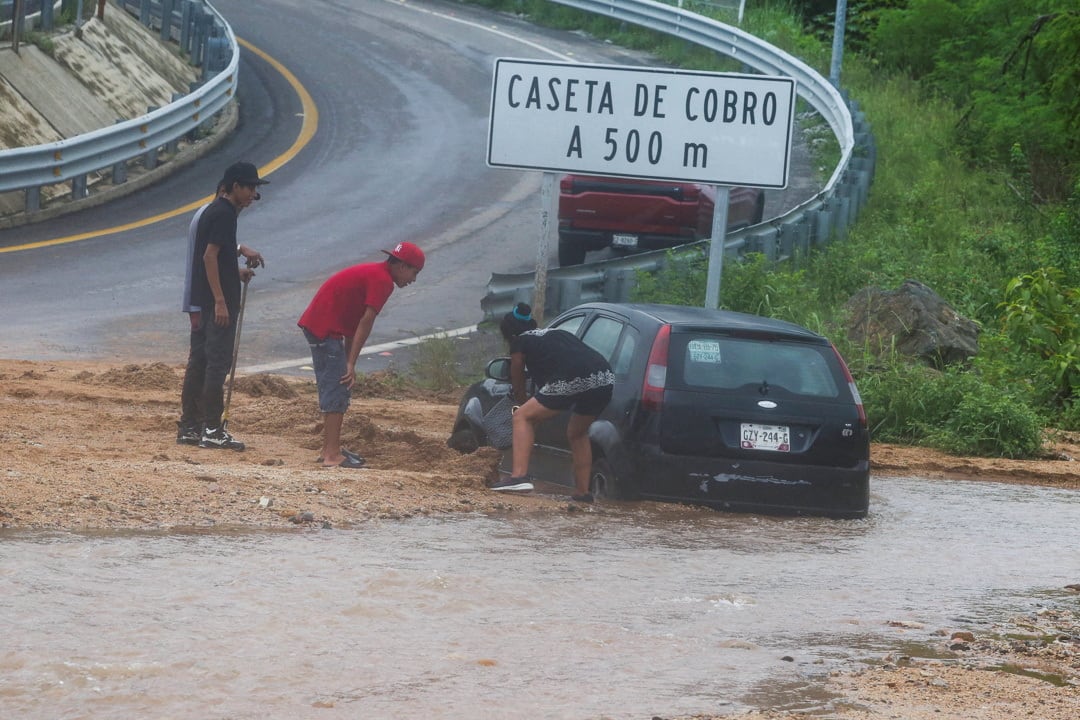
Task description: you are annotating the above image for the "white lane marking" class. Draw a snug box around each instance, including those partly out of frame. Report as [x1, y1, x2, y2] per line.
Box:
[383, 0, 578, 62]
[240, 324, 480, 374]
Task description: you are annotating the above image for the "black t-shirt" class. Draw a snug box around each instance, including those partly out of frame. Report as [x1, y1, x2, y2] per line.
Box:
[191, 197, 240, 314]
[509, 328, 613, 394]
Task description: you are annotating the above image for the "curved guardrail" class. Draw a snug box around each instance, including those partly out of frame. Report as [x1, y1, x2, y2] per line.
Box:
[0, 2, 63, 39]
[0, 0, 237, 205]
[482, 0, 874, 319]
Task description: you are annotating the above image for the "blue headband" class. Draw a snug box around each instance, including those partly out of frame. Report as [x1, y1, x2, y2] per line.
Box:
[512, 307, 532, 322]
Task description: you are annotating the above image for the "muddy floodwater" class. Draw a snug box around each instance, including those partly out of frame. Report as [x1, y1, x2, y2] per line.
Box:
[2, 476, 1078, 719]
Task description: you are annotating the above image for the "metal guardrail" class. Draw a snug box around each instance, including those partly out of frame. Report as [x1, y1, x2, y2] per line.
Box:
[482, 0, 874, 320]
[0, 0, 237, 206]
[0, 2, 63, 39]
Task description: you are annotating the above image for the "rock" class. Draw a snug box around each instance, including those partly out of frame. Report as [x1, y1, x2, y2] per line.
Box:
[951, 631, 976, 641]
[844, 279, 980, 368]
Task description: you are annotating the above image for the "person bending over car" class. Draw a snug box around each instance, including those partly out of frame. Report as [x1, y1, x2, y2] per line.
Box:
[494, 303, 616, 502]
[297, 242, 426, 469]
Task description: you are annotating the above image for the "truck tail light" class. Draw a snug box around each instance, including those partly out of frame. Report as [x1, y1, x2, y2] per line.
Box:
[831, 344, 867, 427]
[642, 324, 671, 411]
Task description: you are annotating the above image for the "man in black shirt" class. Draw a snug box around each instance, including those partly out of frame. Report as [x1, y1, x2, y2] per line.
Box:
[179, 161, 268, 450]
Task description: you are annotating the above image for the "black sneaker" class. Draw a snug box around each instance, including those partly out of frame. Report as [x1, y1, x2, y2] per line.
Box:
[199, 426, 245, 451]
[176, 421, 201, 446]
[570, 493, 594, 504]
[489, 476, 534, 492]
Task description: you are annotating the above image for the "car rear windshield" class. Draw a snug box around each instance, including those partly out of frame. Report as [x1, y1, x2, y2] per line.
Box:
[671, 333, 841, 398]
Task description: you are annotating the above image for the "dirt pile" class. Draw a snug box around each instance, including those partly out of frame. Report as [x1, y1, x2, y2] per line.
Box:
[0, 359, 576, 531]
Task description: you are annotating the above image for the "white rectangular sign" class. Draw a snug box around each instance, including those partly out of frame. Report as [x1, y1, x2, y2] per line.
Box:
[487, 58, 795, 188]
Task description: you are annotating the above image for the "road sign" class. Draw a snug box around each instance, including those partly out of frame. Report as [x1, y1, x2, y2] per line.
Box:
[487, 58, 795, 189]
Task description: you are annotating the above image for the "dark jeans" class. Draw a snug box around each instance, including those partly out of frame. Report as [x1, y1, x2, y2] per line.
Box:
[180, 313, 237, 429]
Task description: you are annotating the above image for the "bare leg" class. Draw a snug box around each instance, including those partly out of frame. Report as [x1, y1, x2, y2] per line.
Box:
[321, 411, 345, 466]
[567, 413, 596, 495]
[511, 399, 558, 477]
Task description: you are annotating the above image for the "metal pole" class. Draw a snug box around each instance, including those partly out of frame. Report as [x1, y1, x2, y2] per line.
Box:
[704, 186, 731, 310]
[533, 172, 555, 325]
[11, 0, 24, 54]
[829, 0, 848, 88]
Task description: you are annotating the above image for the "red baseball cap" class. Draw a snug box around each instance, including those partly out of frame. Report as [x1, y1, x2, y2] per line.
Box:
[382, 241, 425, 271]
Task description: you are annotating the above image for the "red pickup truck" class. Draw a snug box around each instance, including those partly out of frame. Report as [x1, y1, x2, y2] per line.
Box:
[557, 174, 766, 266]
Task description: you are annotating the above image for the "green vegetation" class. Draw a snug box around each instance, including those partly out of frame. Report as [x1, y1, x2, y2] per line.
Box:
[468, 0, 1078, 457]
[23, 32, 56, 56]
[410, 333, 470, 393]
[410, 330, 505, 396]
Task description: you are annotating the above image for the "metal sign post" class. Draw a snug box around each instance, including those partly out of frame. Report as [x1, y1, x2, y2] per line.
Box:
[830, 0, 848, 88]
[11, 0, 24, 53]
[533, 172, 556, 324]
[704, 185, 731, 309]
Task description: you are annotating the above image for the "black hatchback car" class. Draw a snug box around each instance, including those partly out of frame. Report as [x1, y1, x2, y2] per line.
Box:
[449, 303, 870, 518]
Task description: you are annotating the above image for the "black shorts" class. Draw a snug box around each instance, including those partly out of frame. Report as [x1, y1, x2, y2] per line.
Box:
[536, 384, 613, 417]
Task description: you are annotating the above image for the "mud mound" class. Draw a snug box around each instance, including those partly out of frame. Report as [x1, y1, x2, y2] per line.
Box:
[352, 369, 459, 402]
[238, 396, 321, 437]
[92, 363, 180, 390]
[340, 416, 465, 473]
[341, 414, 380, 445]
[444, 446, 502, 486]
[233, 374, 300, 399]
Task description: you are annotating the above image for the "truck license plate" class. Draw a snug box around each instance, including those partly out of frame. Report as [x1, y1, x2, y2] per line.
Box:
[740, 423, 790, 452]
[612, 233, 639, 248]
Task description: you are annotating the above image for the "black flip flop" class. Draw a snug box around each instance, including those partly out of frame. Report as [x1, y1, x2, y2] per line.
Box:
[315, 448, 363, 464]
[323, 454, 366, 469]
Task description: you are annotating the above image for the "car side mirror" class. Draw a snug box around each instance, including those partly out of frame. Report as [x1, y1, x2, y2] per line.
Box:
[485, 357, 511, 382]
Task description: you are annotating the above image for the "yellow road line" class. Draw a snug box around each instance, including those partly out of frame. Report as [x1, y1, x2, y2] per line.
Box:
[0, 38, 318, 255]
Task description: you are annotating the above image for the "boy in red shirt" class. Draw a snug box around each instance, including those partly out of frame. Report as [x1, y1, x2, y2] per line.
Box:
[298, 242, 425, 468]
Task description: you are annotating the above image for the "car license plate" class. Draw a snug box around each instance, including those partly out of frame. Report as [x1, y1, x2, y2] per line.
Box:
[612, 233, 639, 248]
[740, 423, 790, 452]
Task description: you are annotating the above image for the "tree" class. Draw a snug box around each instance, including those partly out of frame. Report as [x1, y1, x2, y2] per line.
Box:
[871, 0, 1079, 201]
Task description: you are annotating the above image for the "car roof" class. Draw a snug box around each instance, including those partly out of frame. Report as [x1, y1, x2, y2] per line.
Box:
[562, 302, 830, 343]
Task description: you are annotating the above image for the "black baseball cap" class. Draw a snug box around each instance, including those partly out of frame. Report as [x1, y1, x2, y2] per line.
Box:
[220, 161, 269, 188]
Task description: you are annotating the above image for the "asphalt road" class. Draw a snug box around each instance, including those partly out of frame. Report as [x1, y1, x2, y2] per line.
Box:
[0, 0, 816, 370]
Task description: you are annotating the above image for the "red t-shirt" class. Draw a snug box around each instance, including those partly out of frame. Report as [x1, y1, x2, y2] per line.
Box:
[298, 262, 395, 340]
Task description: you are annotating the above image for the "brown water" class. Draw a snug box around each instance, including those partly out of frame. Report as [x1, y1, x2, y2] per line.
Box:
[2, 476, 1078, 719]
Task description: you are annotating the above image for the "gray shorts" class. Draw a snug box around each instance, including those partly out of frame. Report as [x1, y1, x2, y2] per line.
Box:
[303, 329, 351, 414]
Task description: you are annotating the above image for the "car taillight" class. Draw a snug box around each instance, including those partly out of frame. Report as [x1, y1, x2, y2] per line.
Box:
[559, 176, 574, 193]
[831, 344, 867, 427]
[642, 324, 671, 411]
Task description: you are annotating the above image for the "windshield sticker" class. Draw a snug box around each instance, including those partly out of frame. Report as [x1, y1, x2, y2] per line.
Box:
[688, 339, 722, 363]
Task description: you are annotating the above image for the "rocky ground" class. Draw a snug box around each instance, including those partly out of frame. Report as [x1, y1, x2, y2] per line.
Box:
[1, 358, 1077, 718]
